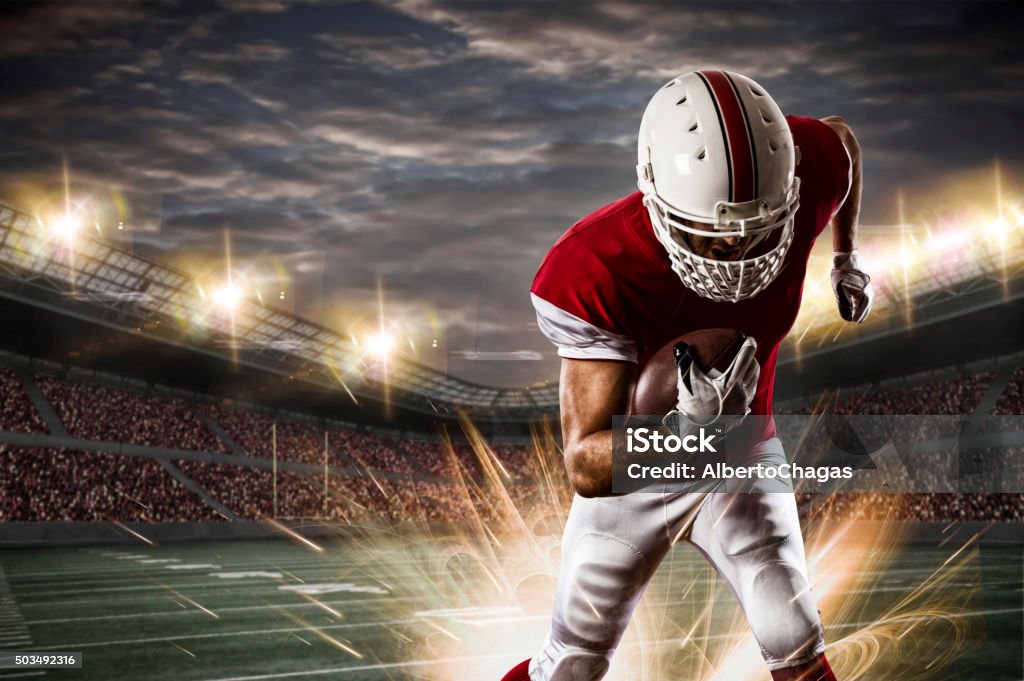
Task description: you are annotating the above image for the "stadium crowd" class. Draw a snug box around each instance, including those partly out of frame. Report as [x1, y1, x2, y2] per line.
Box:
[398, 437, 483, 480]
[0, 369, 1020, 524]
[833, 373, 995, 416]
[38, 376, 230, 453]
[995, 367, 1024, 415]
[324, 427, 423, 477]
[799, 492, 1023, 522]
[0, 444, 219, 521]
[0, 368, 47, 433]
[201, 405, 341, 465]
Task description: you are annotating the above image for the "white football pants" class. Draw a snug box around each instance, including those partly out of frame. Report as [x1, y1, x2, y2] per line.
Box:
[529, 438, 825, 681]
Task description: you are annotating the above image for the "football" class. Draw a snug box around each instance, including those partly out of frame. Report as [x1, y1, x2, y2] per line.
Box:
[632, 328, 747, 415]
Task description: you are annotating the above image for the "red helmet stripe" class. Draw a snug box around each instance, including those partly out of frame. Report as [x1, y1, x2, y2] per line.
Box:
[724, 71, 759, 202]
[694, 71, 733, 201]
[701, 70, 757, 203]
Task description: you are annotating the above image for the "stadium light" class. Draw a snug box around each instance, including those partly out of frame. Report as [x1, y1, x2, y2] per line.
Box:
[211, 282, 244, 311]
[365, 331, 396, 360]
[987, 216, 1010, 241]
[49, 212, 81, 239]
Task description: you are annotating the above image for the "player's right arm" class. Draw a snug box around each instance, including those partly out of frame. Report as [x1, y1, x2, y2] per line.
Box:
[529, 214, 641, 497]
[559, 358, 636, 498]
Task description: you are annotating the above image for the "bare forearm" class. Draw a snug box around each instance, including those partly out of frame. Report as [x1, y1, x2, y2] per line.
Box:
[559, 358, 636, 498]
[832, 162, 861, 252]
[821, 116, 862, 253]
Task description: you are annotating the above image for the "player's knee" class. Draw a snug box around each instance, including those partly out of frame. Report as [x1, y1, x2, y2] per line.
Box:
[556, 532, 648, 649]
[710, 493, 797, 557]
[745, 562, 824, 665]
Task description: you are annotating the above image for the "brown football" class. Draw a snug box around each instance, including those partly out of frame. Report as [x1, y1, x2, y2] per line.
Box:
[632, 328, 746, 415]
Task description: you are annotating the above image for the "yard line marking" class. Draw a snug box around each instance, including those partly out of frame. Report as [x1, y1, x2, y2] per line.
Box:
[7, 570, 323, 590]
[2, 557, 348, 577]
[24, 594, 423, 625]
[36, 617, 427, 649]
[18, 586, 398, 611]
[14, 570, 413, 597]
[16, 575, 1021, 616]
[31, 606, 1024, 652]
[4, 555, 961, 585]
[6, 559, 328, 577]
[2, 553, 491, 580]
[165, 564, 222, 571]
[0, 566, 33, 662]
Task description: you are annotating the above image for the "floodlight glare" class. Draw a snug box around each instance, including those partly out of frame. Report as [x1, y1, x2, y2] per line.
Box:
[50, 213, 80, 239]
[211, 283, 243, 311]
[365, 331, 396, 360]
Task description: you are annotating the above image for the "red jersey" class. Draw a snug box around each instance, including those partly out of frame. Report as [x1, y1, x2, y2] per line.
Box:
[531, 116, 851, 441]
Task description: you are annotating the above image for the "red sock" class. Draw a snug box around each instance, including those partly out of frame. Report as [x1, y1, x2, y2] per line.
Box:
[770, 653, 837, 681]
[500, 658, 531, 681]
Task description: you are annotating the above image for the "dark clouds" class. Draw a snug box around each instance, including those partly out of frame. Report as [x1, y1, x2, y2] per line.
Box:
[0, 1, 1021, 386]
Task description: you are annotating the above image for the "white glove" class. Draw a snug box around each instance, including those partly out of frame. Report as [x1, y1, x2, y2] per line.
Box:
[665, 336, 759, 435]
[831, 250, 873, 323]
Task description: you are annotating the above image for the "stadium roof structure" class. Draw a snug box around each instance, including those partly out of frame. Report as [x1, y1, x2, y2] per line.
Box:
[2, 196, 1022, 420]
[0, 201, 558, 418]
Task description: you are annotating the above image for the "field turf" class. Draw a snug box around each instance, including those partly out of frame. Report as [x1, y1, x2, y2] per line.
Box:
[0, 537, 1020, 680]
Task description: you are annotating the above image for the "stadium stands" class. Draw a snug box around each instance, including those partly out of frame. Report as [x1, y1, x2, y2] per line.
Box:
[200, 405, 344, 464]
[799, 492, 1023, 522]
[0, 367, 1021, 524]
[37, 376, 230, 453]
[0, 444, 219, 521]
[174, 459, 327, 520]
[322, 427, 423, 477]
[833, 373, 995, 416]
[994, 367, 1024, 415]
[0, 368, 46, 433]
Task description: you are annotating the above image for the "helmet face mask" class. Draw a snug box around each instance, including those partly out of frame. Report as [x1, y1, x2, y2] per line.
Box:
[646, 185, 798, 302]
[637, 70, 800, 303]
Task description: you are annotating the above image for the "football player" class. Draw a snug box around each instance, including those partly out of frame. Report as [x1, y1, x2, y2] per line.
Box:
[501, 70, 872, 681]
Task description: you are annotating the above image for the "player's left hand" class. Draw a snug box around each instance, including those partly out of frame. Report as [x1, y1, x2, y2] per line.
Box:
[831, 251, 873, 323]
[668, 337, 759, 434]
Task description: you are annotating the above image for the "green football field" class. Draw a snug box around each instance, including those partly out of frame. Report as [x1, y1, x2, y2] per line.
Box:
[0, 534, 1020, 681]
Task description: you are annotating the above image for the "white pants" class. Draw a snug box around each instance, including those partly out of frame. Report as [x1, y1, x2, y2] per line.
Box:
[530, 438, 825, 681]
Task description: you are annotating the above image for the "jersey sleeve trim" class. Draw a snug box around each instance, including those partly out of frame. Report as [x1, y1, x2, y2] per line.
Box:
[530, 293, 638, 363]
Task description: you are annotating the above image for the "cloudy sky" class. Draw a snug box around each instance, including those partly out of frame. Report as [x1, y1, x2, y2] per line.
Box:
[1, 1, 1021, 387]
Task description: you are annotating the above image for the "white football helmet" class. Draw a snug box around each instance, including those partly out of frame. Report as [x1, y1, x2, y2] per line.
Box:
[637, 70, 800, 302]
